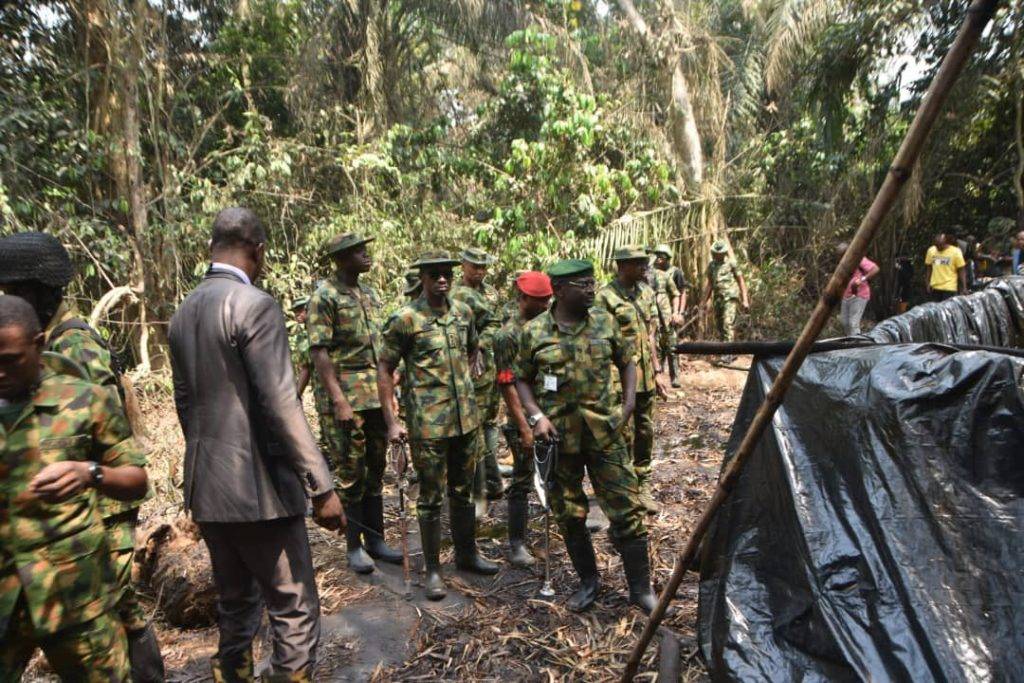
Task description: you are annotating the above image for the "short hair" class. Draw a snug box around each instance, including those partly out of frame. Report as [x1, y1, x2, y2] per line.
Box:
[0, 295, 42, 337]
[210, 207, 267, 250]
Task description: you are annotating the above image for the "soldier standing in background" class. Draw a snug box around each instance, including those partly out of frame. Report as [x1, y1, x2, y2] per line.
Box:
[290, 296, 313, 397]
[650, 244, 688, 388]
[0, 295, 149, 681]
[308, 234, 403, 574]
[701, 240, 749, 343]
[377, 252, 499, 602]
[515, 260, 658, 614]
[594, 246, 668, 515]
[451, 248, 505, 505]
[0, 231, 165, 681]
[646, 251, 679, 388]
[492, 271, 553, 567]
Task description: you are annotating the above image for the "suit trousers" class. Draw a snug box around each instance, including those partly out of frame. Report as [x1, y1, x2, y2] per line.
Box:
[199, 516, 320, 678]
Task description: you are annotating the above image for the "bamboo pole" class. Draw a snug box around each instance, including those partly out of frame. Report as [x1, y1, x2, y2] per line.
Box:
[619, 2, 1001, 679]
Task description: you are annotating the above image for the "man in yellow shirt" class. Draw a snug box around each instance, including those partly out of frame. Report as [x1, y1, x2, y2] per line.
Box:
[924, 233, 966, 302]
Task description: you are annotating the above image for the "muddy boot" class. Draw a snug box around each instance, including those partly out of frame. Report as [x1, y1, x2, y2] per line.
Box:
[669, 355, 681, 388]
[127, 623, 166, 683]
[563, 520, 599, 611]
[451, 503, 499, 575]
[420, 517, 446, 600]
[343, 501, 375, 574]
[362, 495, 403, 564]
[619, 537, 659, 614]
[211, 651, 253, 683]
[507, 497, 535, 568]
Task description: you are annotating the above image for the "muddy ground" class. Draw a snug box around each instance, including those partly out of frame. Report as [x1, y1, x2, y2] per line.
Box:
[28, 358, 748, 682]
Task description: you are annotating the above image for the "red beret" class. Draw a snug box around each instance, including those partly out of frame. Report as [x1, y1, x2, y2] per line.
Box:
[516, 271, 553, 298]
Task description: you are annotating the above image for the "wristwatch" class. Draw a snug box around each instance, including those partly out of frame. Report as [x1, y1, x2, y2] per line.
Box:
[527, 413, 544, 428]
[87, 462, 104, 488]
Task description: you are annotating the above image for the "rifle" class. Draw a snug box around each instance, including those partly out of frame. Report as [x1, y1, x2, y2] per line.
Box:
[533, 438, 558, 598]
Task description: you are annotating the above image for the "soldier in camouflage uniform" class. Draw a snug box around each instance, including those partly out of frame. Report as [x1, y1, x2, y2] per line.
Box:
[451, 247, 504, 503]
[515, 259, 658, 614]
[594, 246, 668, 515]
[308, 234, 402, 574]
[0, 295, 149, 682]
[700, 240, 749, 343]
[290, 296, 314, 397]
[377, 252, 499, 601]
[493, 271, 553, 567]
[0, 232, 164, 681]
[650, 244, 688, 387]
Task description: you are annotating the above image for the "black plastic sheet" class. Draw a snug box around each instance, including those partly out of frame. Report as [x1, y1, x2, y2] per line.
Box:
[697, 279, 1024, 682]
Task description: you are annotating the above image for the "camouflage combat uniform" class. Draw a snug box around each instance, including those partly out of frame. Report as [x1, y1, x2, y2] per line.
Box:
[44, 304, 150, 636]
[450, 281, 503, 498]
[514, 305, 645, 543]
[379, 296, 481, 521]
[493, 311, 535, 502]
[0, 366, 147, 681]
[307, 277, 386, 504]
[648, 268, 680, 357]
[593, 280, 659, 497]
[708, 258, 741, 341]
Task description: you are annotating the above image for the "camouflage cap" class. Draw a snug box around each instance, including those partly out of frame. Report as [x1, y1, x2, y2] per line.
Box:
[411, 251, 460, 269]
[711, 240, 729, 254]
[0, 231, 74, 287]
[325, 233, 374, 257]
[290, 296, 310, 310]
[460, 247, 496, 265]
[546, 259, 594, 279]
[403, 268, 422, 295]
[651, 244, 673, 258]
[611, 245, 649, 261]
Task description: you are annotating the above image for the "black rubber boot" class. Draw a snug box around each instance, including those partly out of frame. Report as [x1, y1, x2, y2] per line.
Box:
[451, 503, 499, 575]
[127, 623, 166, 683]
[619, 537, 659, 614]
[563, 520, 599, 612]
[419, 517, 446, 600]
[507, 497, 536, 568]
[343, 501, 375, 574]
[362, 495, 403, 564]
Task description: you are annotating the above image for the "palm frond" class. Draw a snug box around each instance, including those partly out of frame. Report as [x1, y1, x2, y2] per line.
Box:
[764, 0, 836, 93]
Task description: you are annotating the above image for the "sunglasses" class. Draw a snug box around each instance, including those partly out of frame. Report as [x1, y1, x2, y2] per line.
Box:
[424, 269, 454, 280]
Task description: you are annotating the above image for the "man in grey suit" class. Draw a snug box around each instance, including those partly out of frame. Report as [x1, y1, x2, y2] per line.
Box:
[169, 207, 345, 682]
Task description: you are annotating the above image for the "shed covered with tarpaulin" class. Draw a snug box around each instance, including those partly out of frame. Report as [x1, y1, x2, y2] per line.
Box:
[697, 277, 1024, 681]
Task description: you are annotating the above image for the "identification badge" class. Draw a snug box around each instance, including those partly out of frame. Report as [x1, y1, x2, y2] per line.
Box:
[543, 374, 558, 392]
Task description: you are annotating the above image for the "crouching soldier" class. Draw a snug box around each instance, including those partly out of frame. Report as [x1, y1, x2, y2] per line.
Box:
[515, 260, 658, 614]
[0, 295, 149, 681]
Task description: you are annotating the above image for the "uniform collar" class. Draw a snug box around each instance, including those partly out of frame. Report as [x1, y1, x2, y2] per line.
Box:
[611, 279, 640, 300]
[413, 294, 456, 322]
[2, 371, 64, 433]
[44, 302, 75, 344]
[546, 303, 590, 335]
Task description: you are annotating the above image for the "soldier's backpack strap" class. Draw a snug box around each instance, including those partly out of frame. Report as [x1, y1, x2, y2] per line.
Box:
[48, 317, 107, 352]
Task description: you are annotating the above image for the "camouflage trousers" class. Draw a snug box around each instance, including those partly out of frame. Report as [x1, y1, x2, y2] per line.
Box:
[474, 382, 503, 497]
[627, 391, 656, 485]
[714, 298, 739, 342]
[319, 408, 386, 505]
[501, 424, 535, 501]
[410, 429, 481, 522]
[552, 425, 646, 543]
[1, 593, 129, 682]
[103, 509, 148, 633]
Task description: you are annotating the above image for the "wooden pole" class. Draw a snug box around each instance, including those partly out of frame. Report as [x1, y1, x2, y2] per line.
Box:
[674, 339, 1024, 359]
[619, 2, 1001, 679]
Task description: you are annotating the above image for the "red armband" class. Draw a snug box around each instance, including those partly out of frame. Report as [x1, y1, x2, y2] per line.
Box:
[497, 368, 516, 385]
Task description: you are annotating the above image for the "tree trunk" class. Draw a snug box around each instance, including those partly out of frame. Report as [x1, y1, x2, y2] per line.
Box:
[616, 0, 704, 188]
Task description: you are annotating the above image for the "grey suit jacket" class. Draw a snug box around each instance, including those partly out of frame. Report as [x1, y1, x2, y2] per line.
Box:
[169, 270, 332, 523]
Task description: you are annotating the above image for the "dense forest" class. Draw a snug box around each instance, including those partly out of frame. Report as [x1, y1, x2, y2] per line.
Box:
[2, 0, 1022, 372]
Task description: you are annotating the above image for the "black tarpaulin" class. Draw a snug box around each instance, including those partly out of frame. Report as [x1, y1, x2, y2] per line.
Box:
[697, 278, 1024, 682]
